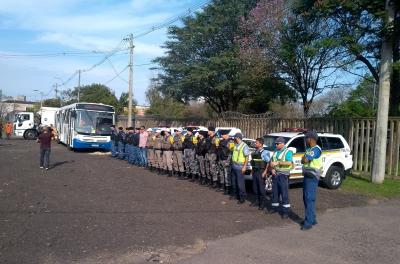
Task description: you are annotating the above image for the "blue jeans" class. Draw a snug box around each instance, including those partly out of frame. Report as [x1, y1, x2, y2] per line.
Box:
[303, 176, 319, 227]
[231, 167, 246, 200]
[111, 141, 117, 157]
[40, 148, 51, 168]
[139, 147, 147, 166]
[271, 172, 290, 214]
[118, 142, 125, 159]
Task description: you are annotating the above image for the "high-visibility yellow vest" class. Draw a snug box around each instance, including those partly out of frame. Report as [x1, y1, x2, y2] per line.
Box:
[272, 148, 293, 172]
[232, 142, 246, 164]
[303, 145, 323, 171]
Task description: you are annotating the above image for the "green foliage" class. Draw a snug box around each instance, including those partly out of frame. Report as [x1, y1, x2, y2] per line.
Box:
[153, 0, 290, 113]
[329, 76, 376, 117]
[42, 98, 61, 107]
[145, 85, 187, 119]
[342, 175, 400, 199]
[61, 84, 122, 114]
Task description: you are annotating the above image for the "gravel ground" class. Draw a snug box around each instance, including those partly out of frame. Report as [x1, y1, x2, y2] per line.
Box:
[0, 139, 370, 263]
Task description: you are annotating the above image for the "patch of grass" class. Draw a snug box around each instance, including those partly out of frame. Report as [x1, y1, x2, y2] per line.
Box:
[341, 175, 400, 199]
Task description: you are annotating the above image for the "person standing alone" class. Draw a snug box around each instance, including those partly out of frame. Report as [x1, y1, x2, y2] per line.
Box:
[301, 131, 322, 231]
[37, 126, 54, 170]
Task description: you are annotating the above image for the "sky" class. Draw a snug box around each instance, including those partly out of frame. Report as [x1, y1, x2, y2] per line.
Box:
[0, 0, 201, 105]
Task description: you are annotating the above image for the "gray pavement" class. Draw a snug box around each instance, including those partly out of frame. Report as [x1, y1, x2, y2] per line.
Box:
[178, 198, 400, 264]
[0, 139, 395, 263]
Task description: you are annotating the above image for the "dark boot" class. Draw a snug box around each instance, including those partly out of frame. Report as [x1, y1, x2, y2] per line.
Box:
[184, 173, 189, 180]
[169, 170, 173, 177]
[206, 179, 212, 187]
[189, 174, 196, 182]
[258, 197, 264, 210]
[212, 181, 218, 189]
[250, 198, 259, 207]
[224, 186, 230, 195]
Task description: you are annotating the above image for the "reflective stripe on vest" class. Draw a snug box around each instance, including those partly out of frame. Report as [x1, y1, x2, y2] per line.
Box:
[272, 148, 293, 172]
[303, 145, 323, 171]
[232, 142, 246, 164]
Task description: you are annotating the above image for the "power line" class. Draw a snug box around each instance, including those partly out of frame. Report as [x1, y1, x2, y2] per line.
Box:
[104, 65, 129, 85]
[0, 50, 128, 59]
[131, 0, 211, 40]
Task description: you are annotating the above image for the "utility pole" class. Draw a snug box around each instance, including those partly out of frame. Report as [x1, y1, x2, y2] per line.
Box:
[77, 69, 81, 102]
[371, 0, 394, 184]
[127, 33, 134, 127]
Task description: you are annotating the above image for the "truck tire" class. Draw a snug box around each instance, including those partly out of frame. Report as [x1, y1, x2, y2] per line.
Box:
[323, 165, 344, 189]
[24, 130, 37, 140]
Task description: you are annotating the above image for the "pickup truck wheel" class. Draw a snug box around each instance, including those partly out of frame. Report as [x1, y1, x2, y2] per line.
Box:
[24, 130, 37, 140]
[323, 165, 344, 189]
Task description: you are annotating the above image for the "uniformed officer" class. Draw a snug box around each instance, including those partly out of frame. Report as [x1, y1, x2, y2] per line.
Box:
[117, 127, 126, 160]
[110, 125, 118, 157]
[132, 128, 141, 165]
[217, 131, 235, 193]
[154, 130, 163, 173]
[195, 130, 208, 184]
[268, 137, 294, 219]
[146, 129, 155, 170]
[125, 127, 135, 164]
[231, 133, 250, 204]
[172, 128, 186, 178]
[252, 137, 271, 210]
[205, 127, 219, 188]
[162, 129, 174, 177]
[301, 131, 322, 231]
[183, 128, 197, 180]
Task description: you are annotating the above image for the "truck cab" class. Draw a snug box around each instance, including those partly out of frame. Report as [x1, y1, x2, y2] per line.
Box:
[13, 112, 38, 139]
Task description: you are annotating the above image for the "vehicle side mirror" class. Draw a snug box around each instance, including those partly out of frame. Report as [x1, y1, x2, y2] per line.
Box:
[288, 147, 297, 154]
[18, 123, 22, 127]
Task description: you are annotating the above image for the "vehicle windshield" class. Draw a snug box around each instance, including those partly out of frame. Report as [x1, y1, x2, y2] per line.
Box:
[75, 110, 114, 135]
[216, 129, 231, 137]
[263, 136, 291, 151]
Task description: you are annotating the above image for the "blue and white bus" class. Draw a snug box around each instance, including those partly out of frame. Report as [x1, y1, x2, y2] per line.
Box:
[55, 103, 115, 150]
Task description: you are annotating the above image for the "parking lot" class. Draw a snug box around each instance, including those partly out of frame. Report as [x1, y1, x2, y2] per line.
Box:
[0, 139, 372, 263]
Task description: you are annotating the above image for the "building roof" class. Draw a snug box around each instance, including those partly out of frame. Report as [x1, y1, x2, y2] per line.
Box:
[2, 100, 35, 104]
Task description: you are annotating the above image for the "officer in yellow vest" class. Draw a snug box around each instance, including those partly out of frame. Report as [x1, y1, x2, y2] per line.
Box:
[231, 133, 250, 204]
[301, 131, 322, 230]
[268, 137, 293, 219]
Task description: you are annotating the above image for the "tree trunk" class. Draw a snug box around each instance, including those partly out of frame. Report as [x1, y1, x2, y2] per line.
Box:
[389, 14, 400, 116]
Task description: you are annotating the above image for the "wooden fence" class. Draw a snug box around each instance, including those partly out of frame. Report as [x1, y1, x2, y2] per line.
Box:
[117, 115, 400, 178]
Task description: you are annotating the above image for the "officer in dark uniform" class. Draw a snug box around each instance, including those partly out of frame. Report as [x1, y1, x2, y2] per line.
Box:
[252, 137, 271, 209]
[217, 131, 235, 193]
[195, 130, 208, 184]
[132, 128, 141, 165]
[117, 127, 126, 160]
[110, 125, 118, 157]
[125, 127, 135, 164]
[205, 127, 219, 188]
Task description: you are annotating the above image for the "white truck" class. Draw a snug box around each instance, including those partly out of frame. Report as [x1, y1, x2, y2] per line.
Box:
[13, 107, 59, 139]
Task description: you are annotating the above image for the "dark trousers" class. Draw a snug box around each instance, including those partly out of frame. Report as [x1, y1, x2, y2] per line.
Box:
[252, 169, 265, 200]
[231, 167, 246, 200]
[118, 142, 125, 159]
[40, 148, 51, 168]
[271, 172, 290, 214]
[303, 176, 319, 227]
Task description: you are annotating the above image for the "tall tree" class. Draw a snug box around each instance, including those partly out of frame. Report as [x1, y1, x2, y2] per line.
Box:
[154, 0, 293, 113]
[329, 76, 377, 117]
[239, 0, 341, 116]
[296, 0, 400, 115]
[61, 84, 121, 113]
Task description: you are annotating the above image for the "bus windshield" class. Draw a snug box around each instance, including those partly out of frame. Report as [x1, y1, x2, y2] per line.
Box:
[75, 110, 114, 135]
